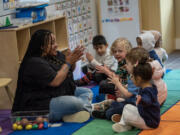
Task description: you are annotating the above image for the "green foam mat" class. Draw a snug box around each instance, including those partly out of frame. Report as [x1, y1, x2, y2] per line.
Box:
[163, 91, 180, 105]
[164, 80, 180, 90]
[163, 70, 180, 80]
[73, 119, 140, 135]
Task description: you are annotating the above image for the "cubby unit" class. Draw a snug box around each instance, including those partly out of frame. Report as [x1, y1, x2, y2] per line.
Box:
[16, 28, 30, 61]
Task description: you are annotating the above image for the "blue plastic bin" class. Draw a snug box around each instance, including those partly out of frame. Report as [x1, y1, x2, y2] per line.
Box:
[16, 4, 48, 23]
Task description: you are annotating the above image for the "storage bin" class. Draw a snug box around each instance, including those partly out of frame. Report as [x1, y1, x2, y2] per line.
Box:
[11, 110, 49, 130]
[16, 4, 48, 23]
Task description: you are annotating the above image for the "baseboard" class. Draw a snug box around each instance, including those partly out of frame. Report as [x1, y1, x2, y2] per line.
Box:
[175, 38, 180, 49]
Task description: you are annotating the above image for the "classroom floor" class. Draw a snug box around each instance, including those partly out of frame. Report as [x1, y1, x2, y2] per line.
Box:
[165, 50, 180, 69]
[0, 50, 180, 135]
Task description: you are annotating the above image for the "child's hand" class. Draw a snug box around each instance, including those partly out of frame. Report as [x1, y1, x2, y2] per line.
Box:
[66, 46, 84, 65]
[107, 73, 120, 85]
[96, 65, 109, 74]
[136, 95, 142, 105]
[115, 89, 122, 98]
[86, 52, 94, 62]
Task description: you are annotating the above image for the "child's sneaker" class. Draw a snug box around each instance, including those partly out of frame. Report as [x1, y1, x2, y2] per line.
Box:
[62, 111, 90, 123]
[93, 99, 114, 111]
[112, 123, 132, 133]
[111, 114, 121, 123]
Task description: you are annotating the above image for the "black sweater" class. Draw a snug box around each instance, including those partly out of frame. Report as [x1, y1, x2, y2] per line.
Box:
[137, 85, 160, 128]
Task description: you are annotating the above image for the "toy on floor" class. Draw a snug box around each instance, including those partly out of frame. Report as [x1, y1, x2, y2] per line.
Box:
[12, 116, 48, 130]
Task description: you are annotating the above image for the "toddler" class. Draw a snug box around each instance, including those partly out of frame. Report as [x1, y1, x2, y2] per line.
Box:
[151, 30, 168, 69]
[97, 37, 132, 95]
[92, 38, 132, 119]
[136, 32, 163, 67]
[112, 54, 160, 133]
[75, 35, 117, 86]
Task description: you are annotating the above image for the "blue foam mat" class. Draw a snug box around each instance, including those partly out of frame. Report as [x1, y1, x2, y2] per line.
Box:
[10, 69, 179, 135]
[10, 118, 93, 135]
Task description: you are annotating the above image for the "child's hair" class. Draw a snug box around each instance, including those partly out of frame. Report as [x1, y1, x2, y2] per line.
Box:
[126, 47, 149, 65]
[133, 59, 153, 82]
[92, 35, 107, 47]
[110, 37, 132, 55]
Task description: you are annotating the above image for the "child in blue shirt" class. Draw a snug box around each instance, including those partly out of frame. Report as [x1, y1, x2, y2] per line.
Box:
[112, 49, 160, 133]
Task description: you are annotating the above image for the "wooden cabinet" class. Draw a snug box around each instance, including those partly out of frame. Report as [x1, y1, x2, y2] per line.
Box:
[0, 16, 69, 109]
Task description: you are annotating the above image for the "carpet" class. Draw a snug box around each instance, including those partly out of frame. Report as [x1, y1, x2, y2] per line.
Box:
[4, 84, 103, 135]
[10, 118, 93, 135]
[139, 101, 180, 135]
[73, 69, 180, 135]
[2, 69, 180, 135]
[0, 110, 12, 135]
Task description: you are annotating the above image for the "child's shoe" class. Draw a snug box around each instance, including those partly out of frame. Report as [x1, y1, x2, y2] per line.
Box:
[112, 123, 132, 133]
[111, 114, 121, 123]
[93, 99, 114, 111]
[62, 111, 90, 123]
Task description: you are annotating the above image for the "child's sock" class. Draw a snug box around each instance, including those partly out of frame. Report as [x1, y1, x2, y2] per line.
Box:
[111, 114, 121, 123]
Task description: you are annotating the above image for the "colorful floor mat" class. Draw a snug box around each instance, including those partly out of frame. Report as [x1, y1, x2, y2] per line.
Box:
[1, 69, 180, 135]
[139, 101, 180, 135]
[74, 69, 180, 135]
[0, 84, 103, 135]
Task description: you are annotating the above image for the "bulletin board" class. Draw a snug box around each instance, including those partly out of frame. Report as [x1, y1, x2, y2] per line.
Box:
[97, 0, 141, 46]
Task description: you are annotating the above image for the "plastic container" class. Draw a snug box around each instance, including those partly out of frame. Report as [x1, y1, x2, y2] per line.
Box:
[11, 111, 49, 130]
[16, 4, 48, 23]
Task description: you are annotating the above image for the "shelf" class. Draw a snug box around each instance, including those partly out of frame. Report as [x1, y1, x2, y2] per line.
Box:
[0, 16, 65, 32]
[30, 21, 55, 36]
[55, 18, 69, 50]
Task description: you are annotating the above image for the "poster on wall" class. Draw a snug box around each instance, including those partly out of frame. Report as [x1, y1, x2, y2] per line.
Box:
[98, 0, 140, 46]
[107, 0, 130, 16]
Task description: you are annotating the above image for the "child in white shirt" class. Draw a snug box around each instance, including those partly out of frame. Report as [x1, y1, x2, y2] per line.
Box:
[75, 35, 117, 86]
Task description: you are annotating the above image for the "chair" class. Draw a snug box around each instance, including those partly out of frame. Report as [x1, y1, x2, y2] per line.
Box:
[0, 78, 13, 104]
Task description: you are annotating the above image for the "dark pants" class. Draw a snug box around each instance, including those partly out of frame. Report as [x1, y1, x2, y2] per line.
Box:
[99, 79, 116, 95]
[93, 73, 107, 84]
[105, 97, 136, 120]
[82, 65, 108, 84]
